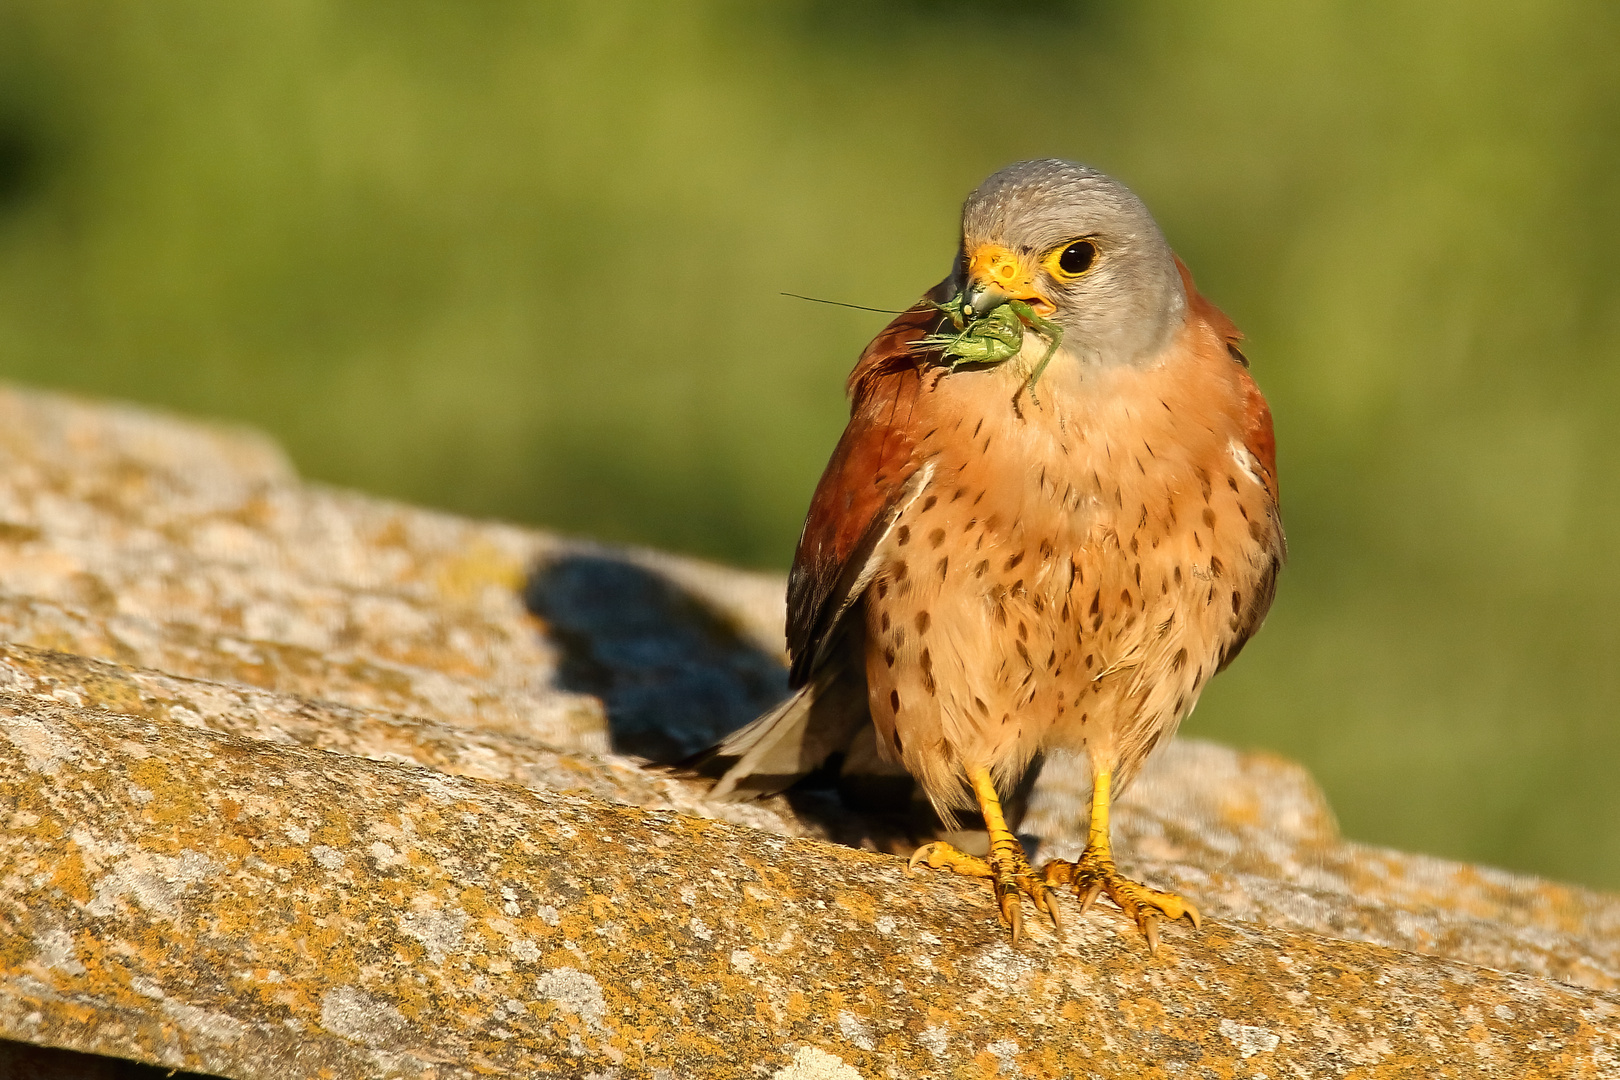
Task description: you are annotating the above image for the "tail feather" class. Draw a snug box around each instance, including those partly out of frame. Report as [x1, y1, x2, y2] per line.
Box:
[679, 654, 870, 801]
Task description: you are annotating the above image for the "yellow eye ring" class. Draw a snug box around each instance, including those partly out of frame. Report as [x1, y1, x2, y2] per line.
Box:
[1044, 238, 1098, 280]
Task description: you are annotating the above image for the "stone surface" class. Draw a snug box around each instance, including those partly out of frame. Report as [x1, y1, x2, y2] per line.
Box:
[3, 701, 1617, 1079]
[0, 382, 1617, 1077]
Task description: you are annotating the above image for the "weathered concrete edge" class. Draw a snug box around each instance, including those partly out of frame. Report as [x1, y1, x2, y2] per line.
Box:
[3, 701, 1618, 1080]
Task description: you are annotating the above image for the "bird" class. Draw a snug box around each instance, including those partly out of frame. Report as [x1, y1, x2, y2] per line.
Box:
[687, 159, 1283, 951]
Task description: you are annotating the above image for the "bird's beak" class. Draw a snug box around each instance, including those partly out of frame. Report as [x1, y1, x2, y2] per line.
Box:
[964, 243, 1055, 318]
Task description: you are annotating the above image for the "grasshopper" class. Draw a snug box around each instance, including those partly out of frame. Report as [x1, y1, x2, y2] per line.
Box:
[914, 292, 1064, 405]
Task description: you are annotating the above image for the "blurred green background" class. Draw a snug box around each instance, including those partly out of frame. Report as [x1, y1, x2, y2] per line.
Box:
[1, 1, 1617, 889]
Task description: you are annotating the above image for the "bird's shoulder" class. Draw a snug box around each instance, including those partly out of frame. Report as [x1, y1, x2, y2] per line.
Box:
[785, 289, 949, 687]
[1174, 255, 1279, 503]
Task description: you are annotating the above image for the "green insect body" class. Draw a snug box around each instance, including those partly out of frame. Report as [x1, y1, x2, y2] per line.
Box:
[915, 293, 1064, 405]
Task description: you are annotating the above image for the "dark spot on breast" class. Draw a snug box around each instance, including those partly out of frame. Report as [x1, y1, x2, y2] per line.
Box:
[983, 514, 1001, 533]
[1084, 654, 1094, 669]
[975, 696, 989, 716]
[919, 647, 932, 671]
[973, 418, 984, 437]
[922, 495, 937, 512]
[1017, 621, 1028, 641]
[880, 612, 890, 631]
[929, 528, 946, 548]
[1032, 595, 1045, 614]
[1232, 589, 1243, 615]
[893, 731, 904, 754]
[877, 580, 889, 599]
[1174, 566, 1183, 586]
[952, 487, 967, 502]
[1039, 539, 1054, 561]
[1228, 475, 1241, 493]
[892, 560, 908, 581]
[1193, 532, 1203, 550]
[894, 627, 906, 647]
[1210, 555, 1224, 578]
[1174, 694, 1187, 714]
[1239, 503, 1250, 521]
[890, 689, 900, 713]
[1046, 649, 1056, 669]
[1130, 535, 1139, 555]
[975, 559, 990, 578]
[1002, 712, 1011, 727]
[1249, 519, 1267, 542]
[897, 525, 911, 546]
[915, 611, 931, 634]
[1089, 590, 1101, 616]
[1134, 564, 1142, 587]
[884, 647, 896, 667]
[936, 556, 949, 581]
[1121, 589, 1132, 607]
[1202, 508, 1217, 529]
[1080, 712, 1089, 725]
[1060, 601, 1071, 622]
[1171, 648, 1187, 671]
[1197, 468, 1213, 501]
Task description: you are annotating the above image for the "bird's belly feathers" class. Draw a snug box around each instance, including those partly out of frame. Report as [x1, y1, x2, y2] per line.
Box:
[861, 358, 1279, 810]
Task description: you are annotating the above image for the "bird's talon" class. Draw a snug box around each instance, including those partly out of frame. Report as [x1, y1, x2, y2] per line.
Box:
[1040, 849, 1200, 950]
[909, 833, 1055, 942]
[1078, 882, 1102, 917]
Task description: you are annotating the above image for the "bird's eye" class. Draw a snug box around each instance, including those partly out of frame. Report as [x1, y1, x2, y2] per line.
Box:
[1053, 239, 1097, 278]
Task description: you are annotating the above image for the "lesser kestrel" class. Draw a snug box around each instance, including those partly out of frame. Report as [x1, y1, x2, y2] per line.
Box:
[692, 159, 1284, 950]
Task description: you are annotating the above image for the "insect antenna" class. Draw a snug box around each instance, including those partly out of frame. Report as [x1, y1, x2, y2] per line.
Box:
[779, 292, 908, 314]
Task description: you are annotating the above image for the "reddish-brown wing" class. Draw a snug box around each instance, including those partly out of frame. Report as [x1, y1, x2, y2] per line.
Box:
[785, 293, 947, 687]
[1174, 256, 1279, 501]
[1174, 256, 1286, 667]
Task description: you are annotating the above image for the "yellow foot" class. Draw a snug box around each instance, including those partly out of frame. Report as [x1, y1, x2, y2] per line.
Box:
[909, 839, 1061, 943]
[1041, 849, 1200, 953]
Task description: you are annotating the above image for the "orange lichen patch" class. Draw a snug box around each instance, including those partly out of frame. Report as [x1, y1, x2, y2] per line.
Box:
[432, 540, 527, 603]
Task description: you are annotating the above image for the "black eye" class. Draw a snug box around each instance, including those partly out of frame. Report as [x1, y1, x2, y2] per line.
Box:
[1058, 240, 1096, 276]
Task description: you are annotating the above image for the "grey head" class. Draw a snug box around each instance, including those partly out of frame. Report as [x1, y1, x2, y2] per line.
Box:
[955, 159, 1187, 369]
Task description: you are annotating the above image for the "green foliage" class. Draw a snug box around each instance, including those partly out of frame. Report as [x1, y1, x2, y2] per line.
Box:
[0, 0, 1618, 887]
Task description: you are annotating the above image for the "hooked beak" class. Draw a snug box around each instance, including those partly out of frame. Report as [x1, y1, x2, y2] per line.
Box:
[964, 243, 1055, 317]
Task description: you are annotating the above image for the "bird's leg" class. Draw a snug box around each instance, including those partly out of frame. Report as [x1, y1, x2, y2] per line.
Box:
[908, 767, 1061, 943]
[1040, 768, 1201, 953]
